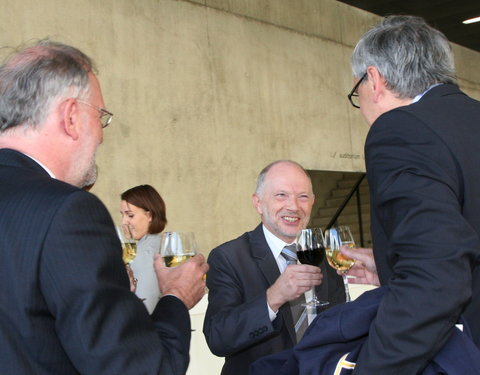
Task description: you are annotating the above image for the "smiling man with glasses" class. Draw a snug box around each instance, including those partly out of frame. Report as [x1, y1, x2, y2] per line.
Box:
[0, 40, 208, 375]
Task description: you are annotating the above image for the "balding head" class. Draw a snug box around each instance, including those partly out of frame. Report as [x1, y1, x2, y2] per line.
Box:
[252, 160, 314, 243]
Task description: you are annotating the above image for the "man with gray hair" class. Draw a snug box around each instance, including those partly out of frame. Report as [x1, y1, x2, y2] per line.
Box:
[342, 15, 480, 374]
[203, 160, 345, 375]
[0, 40, 208, 374]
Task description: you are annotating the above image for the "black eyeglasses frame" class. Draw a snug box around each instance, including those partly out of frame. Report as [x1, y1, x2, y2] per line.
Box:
[347, 73, 367, 109]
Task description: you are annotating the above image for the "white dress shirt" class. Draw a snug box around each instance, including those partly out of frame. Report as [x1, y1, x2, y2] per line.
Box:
[262, 225, 314, 323]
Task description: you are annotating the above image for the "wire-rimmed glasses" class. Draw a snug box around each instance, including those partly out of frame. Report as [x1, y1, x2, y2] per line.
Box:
[347, 72, 367, 109]
[76, 100, 113, 128]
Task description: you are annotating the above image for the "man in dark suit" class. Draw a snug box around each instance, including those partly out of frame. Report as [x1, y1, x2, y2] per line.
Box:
[203, 160, 345, 375]
[340, 15, 480, 374]
[0, 40, 208, 375]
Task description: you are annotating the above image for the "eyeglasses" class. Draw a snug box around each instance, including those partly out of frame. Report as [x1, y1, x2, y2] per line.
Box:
[76, 100, 113, 128]
[347, 73, 367, 109]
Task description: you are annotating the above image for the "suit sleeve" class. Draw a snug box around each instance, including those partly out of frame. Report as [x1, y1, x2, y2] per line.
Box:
[354, 111, 478, 374]
[39, 191, 191, 375]
[203, 246, 280, 356]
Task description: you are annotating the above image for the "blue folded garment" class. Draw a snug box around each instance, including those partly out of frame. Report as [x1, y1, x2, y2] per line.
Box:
[250, 286, 480, 375]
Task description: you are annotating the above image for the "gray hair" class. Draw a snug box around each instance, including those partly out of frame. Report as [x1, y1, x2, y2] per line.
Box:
[255, 160, 311, 196]
[351, 15, 457, 99]
[0, 39, 95, 132]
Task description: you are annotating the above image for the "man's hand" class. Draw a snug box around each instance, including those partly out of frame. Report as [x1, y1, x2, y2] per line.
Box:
[340, 246, 380, 286]
[266, 264, 322, 312]
[155, 254, 209, 309]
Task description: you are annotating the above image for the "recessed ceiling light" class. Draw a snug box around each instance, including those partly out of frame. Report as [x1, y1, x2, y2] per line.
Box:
[463, 16, 480, 24]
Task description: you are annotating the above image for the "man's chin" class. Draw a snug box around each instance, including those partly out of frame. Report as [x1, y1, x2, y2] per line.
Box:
[78, 165, 97, 189]
[278, 229, 300, 242]
[279, 224, 308, 240]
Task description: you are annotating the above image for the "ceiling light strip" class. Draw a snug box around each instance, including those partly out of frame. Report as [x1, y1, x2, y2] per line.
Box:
[463, 16, 480, 24]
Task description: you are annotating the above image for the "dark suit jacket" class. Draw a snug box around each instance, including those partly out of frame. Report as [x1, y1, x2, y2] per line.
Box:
[0, 149, 191, 375]
[203, 224, 345, 375]
[356, 84, 480, 374]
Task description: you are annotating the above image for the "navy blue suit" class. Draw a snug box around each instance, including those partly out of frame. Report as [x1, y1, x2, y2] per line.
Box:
[251, 287, 480, 375]
[357, 84, 480, 374]
[0, 149, 191, 374]
[203, 224, 345, 375]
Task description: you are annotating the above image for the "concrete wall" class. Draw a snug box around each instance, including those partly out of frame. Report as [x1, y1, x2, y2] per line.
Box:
[1, 0, 480, 254]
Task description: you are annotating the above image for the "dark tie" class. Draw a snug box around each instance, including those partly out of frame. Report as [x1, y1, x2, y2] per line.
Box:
[281, 245, 308, 342]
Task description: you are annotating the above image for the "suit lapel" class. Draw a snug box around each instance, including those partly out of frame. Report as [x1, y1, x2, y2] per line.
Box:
[248, 224, 297, 342]
[249, 225, 279, 285]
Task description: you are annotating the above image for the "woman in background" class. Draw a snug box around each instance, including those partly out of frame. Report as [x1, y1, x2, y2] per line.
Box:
[120, 185, 167, 314]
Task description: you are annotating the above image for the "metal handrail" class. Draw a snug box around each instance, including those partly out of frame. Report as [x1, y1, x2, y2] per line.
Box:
[325, 173, 366, 246]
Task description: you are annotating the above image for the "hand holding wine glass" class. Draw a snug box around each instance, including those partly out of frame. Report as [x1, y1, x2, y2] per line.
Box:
[340, 246, 380, 286]
[324, 226, 356, 302]
[295, 228, 329, 307]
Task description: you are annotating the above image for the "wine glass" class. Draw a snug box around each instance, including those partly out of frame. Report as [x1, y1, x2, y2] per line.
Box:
[116, 225, 137, 264]
[295, 228, 329, 307]
[159, 232, 198, 267]
[324, 226, 355, 302]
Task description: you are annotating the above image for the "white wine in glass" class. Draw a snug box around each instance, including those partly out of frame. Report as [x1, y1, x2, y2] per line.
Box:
[324, 226, 355, 302]
[116, 225, 137, 264]
[159, 232, 197, 267]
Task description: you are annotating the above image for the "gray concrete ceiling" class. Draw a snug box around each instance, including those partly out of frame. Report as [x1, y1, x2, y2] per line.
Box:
[337, 0, 480, 52]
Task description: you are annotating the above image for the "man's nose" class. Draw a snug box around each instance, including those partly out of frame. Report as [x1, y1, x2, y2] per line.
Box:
[285, 196, 299, 210]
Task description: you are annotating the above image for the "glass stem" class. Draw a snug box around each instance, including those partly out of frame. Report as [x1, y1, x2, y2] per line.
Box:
[342, 273, 351, 302]
[310, 286, 318, 303]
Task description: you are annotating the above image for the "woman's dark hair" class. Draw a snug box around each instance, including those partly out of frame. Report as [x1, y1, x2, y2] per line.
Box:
[121, 185, 167, 234]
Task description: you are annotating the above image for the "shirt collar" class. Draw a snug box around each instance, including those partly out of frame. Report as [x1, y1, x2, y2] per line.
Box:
[21, 152, 56, 178]
[411, 83, 442, 104]
[262, 224, 294, 259]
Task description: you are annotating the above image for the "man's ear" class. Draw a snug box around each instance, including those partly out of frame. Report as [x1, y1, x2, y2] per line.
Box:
[252, 193, 263, 215]
[60, 98, 80, 140]
[366, 66, 386, 103]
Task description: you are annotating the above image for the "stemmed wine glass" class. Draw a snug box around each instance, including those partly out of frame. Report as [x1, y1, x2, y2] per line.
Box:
[324, 226, 356, 302]
[116, 224, 137, 264]
[159, 232, 198, 267]
[295, 228, 329, 307]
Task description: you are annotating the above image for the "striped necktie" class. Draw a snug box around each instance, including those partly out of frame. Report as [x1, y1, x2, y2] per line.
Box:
[281, 244, 308, 342]
[281, 244, 298, 266]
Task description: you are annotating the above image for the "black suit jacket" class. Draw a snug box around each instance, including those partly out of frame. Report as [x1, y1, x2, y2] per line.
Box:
[203, 224, 345, 375]
[355, 84, 480, 374]
[0, 149, 191, 374]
